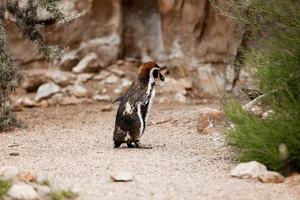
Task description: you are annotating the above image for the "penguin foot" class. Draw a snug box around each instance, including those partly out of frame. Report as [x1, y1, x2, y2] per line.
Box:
[114, 140, 122, 148]
[127, 143, 135, 148]
[134, 141, 153, 149]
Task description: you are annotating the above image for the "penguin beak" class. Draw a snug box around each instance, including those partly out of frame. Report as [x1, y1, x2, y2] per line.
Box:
[159, 72, 165, 81]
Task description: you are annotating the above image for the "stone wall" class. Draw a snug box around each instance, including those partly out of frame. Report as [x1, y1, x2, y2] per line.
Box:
[6, 0, 242, 98]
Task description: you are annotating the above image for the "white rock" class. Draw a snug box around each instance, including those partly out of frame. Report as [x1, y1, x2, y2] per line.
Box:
[116, 60, 124, 66]
[22, 97, 37, 107]
[110, 68, 125, 77]
[113, 88, 122, 94]
[157, 77, 186, 95]
[69, 84, 87, 98]
[113, 79, 132, 94]
[15, 97, 37, 108]
[105, 74, 119, 84]
[0, 166, 19, 180]
[76, 73, 94, 83]
[121, 79, 132, 88]
[93, 95, 111, 102]
[35, 83, 60, 102]
[77, 34, 120, 67]
[261, 110, 274, 119]
[101, 88, 108, 94]
[48, 93, 64, 105]
[59, 51, 80, 71]
[243, 94, 266, 112]
[8, 184, 39, 200]
[47, 70, 75, 86]
[250, 105, 263, 116]
[230, 161, 268, 179]
[110, 171, 133, 182]
[72, 52, 100, 73]
[174, 93, 187, 103]
[257, 171, 285, 183]
[93, 71, 110, 81]
[31, 184, 51, 196]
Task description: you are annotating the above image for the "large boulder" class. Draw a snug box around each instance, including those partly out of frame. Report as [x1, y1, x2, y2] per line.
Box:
[110, 171, 134, 182]
[35, 83, 61, 101]
[72, 52, 101, 73]
[230, 161, 285, 183]
[58, 51, 80, 71]
[47, 70, 76, 86]
[67, 84, 88, 98]
[230, 161, 268, 179]
[8, 184, 39, 200]
[76, 35, 120, 68]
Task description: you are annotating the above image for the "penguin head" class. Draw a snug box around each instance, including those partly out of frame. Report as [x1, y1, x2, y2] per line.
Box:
[138, 61, 165, 84]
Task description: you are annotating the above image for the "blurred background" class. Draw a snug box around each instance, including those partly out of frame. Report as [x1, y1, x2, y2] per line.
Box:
[5, 0, 249, 108]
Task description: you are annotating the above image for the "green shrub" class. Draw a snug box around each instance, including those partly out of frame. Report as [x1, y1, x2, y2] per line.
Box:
[0, 180, 11, 200]
[225, 101, 300, 174]
[51, 190, 77, 200]
[0, 0, 65, 131]
[220, 0, 300, 174]
[39, 179, 51, 186]
[0, 106, 21, 131]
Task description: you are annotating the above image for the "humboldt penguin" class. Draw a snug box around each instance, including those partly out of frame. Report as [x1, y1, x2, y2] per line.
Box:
[113, 61, 165, 148]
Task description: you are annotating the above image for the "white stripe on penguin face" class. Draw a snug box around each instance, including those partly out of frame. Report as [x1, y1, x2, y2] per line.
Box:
[147, 67, 159, 95]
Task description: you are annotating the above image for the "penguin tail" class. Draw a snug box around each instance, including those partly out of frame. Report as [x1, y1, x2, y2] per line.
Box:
[112, 94, 124, 104]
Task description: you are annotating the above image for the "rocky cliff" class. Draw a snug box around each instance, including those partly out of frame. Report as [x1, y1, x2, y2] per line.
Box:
[6, 0, 242, 98]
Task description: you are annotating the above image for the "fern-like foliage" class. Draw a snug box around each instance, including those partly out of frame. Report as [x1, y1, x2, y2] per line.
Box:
[220, 0, 300, 174]
[0, 0, 65, 131]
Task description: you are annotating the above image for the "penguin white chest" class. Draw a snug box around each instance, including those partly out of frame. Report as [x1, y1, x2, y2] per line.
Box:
[145, 88, 155, 122]
[136, 88, 156, 137]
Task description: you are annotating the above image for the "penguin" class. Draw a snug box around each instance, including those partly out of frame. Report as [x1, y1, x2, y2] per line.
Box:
[113, 61, 165, 148]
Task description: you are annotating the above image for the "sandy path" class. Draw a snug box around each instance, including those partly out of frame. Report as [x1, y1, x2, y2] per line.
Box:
[0, 103, 299, 200]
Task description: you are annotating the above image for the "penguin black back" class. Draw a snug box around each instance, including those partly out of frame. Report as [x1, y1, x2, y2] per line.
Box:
[113, 61, 165, 148]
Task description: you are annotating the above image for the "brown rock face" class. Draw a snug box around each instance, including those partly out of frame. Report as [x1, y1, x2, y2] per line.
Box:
[6, 0, 241, 98]
[121, 0, 164, 60]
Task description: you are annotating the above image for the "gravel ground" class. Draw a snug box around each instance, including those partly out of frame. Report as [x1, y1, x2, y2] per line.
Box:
[0, 103, 299, 200]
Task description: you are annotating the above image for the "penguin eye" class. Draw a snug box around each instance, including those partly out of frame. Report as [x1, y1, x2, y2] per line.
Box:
[153, 69, 159, 78]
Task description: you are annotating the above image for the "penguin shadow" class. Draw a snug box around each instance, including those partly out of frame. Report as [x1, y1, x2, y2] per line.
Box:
[113, 143, 166, 150]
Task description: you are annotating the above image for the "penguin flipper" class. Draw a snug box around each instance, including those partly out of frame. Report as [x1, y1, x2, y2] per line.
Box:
[112, 82, 135, 104]
[112, 94, 124, 104]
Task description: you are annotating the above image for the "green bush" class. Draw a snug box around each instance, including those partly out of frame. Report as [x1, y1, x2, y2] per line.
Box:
[0, 180, 11, 200]
[225, 101, 300, 174]
[0, 106, 21, 131]
[51, 190, 77, 200]
[221, 0, 300, 174]
[0, 0, 65, 131]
